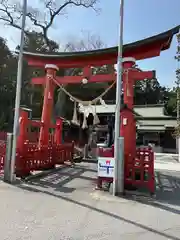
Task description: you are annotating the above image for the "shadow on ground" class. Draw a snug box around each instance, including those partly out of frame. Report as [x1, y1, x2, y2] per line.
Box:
[124, 170, 180, 216]
[155, 171, 180, 205]
[14, 163, 180, 240]
[23, 164, 97, 194]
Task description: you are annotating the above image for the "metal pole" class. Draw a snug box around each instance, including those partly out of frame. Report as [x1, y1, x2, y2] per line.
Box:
[113, 0, 124, 195]
[4, 133, 13, 182]
[116, 137, 124, 192]
[10, 0, 27, 183]
[177, 83, 180, 121]
[176, 80, 180, 162]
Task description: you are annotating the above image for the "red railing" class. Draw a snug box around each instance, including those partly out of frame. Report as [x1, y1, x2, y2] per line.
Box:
[97, 146, 155, 194]
[14, 117, 74, 177]
[124, 147, 155, 194]
[0, 131, 7, 142]
[0, 121, 74, 178]
[15, 141, 74, 177]
[0, 132, 7, 174]
[0, 141, 6, 174]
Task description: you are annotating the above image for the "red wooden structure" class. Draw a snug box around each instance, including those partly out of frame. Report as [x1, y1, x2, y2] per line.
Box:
[0, 26, 178, 183]
[97, 145, 155, 194]
[15, 103, 74, 177]
[24, 26, 179, 68]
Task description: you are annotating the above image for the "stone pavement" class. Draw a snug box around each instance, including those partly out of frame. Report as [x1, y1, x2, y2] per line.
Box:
[155, 153, 179, 163]
[155, 153, 180, 171]
[0, 162, 180, 240]
[155, 161, 180, 171]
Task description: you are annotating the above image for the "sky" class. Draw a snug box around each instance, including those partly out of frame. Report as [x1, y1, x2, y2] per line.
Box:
[0, 0, 179, 88]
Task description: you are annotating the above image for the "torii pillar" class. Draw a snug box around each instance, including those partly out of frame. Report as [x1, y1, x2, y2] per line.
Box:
[120, 57, 155, 161]
[38, 64, 59, 146]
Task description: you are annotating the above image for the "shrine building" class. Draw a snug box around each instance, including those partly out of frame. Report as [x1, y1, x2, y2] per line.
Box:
[80, 103, 177, 153]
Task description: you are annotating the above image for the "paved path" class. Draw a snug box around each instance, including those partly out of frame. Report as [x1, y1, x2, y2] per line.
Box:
[155, 154, 179, 163]
[154, 155, 180, 171]
[155, 161, 180, 171]
[0, 162, 180, 240]
[155, 153, 180, 171]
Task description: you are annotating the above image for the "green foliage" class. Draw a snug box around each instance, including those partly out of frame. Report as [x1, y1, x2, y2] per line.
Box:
[164, 88, 177, 116]
[16, 31, 59, 53]
[134, 78, 168, 105]
[0, 30, 61, 130]
[0, 37, 17, 130]
[173, 33, 180, 136]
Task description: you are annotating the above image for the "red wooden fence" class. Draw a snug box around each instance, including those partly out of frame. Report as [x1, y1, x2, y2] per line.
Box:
[97, 146, 155, 194]
[0, 130, 74, 178]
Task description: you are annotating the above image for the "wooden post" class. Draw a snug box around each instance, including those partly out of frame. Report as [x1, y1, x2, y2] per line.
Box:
[38, 64, 59, 146]
[54, 117, 63, 144]
[17, 108, 29, 152]
[122, 57, 155, 160]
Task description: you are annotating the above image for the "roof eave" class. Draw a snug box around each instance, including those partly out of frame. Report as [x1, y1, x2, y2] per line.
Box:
[18, 25, 179, 60]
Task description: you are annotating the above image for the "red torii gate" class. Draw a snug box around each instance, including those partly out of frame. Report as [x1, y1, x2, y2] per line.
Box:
[21, 26, 178, 157]
[31, 60, 154, 158]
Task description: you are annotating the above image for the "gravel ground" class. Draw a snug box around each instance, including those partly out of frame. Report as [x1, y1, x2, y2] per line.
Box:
[0, 163, 180, 240]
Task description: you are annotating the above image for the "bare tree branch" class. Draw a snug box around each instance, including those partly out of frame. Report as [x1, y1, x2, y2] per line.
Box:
[0, 0, 99, 50]
[65, 31, 106, 52]
[0, 0, 29, 34]
[39, 0, 99, 50]
[45, 0, 99, 29]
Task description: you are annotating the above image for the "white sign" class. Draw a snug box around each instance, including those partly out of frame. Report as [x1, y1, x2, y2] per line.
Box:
[123, 118, 127, 125]
[98, 157, 114, 178]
